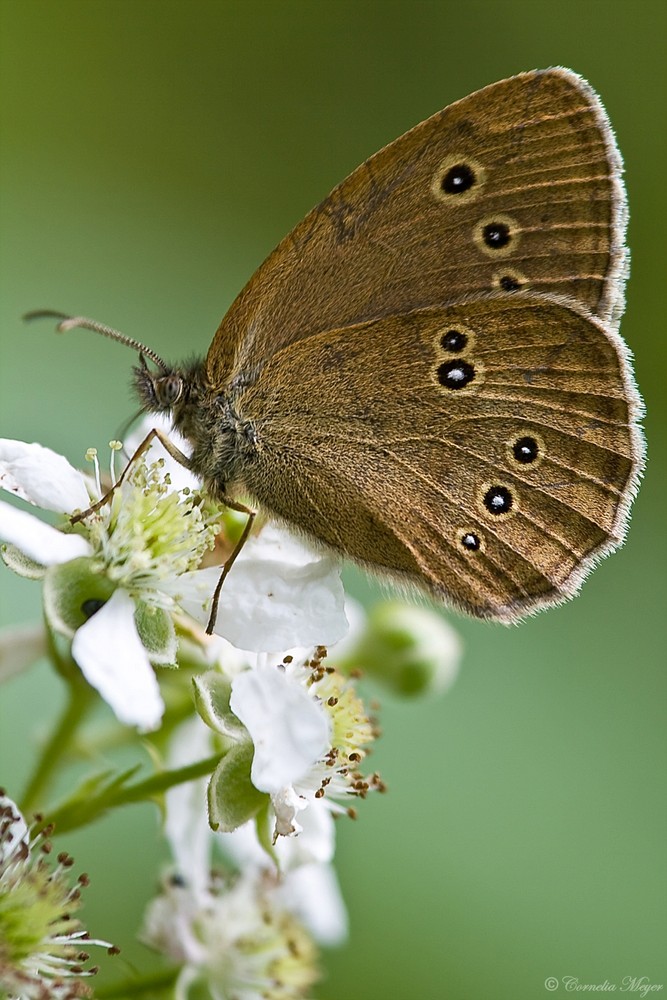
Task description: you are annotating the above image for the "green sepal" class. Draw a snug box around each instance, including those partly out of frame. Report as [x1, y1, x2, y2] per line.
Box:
[134, 601, 177, 666]
[46, 623, 87, 684]
[207, 739, 267, 833]
[43, 557, 115, 638]
[255, 799, 279, 868]
[193, 671, 247, 741]
[1, 543, 46, 579]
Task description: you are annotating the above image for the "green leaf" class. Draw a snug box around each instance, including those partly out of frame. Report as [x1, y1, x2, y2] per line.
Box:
[45, 751, 222, 835]
[193, 671, 247, 741]
[134, 601, 177, 665]
[207, 739, 267, 833]
[43, 557, 115, 638]
[46, 764, 142, 833]
[0, 622, 47, 681]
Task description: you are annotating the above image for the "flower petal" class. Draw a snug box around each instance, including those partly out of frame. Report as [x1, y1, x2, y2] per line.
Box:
[220, 795, 336, 871]
[0, 500, 91, 565]
[278, 863, 348, 946]
[165, 718, 213, 901]
[71, 589, 164, 731]
[285, 797, 336, 866]
[230, 665, 330, 793]
[0, 622, 47, 682]
[0, 439, 90, 513]
[177, 523, 348, 653]
[272, 786, 308, 837]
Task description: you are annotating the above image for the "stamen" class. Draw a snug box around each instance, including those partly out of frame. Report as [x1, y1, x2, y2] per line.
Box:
[85, 447, 102, 499]
[109, 440, 122, 486]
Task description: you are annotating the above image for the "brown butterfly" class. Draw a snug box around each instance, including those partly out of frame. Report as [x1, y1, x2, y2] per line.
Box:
[33, 68, 645, 625]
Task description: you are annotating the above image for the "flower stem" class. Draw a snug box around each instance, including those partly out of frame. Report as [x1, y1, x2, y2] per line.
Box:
[20, 680, 94, 815]
[46, 752, 222, 834]
[95, 966, 180, 997]
[106, 753, 222, 807]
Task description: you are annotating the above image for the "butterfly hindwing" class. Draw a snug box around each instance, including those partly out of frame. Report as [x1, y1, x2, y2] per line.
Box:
[236, 294, 642, 620]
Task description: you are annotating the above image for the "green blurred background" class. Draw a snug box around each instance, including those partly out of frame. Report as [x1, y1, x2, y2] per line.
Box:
[1, 2, 665, 998]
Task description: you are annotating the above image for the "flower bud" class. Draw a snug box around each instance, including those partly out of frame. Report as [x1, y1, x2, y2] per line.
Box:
[341, 602, 462, 697]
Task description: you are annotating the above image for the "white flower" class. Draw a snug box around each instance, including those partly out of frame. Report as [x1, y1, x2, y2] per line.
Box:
[0, 437, 221, 731]
[164, 717, 348, 946]
[219, 805, 348, 946]
[0, 432, 349, 730]
[141, 869, 319, 1000]
[176, 522, 349, 653]
[0, 793, 116, 998]
[144, 721, 325, 999]
[230, 648, 383, 840]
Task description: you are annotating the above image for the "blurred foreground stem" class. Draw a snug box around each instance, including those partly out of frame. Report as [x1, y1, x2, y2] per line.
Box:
[20, 680, 94, 814]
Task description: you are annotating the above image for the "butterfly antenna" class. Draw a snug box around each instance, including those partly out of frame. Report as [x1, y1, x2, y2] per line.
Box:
[23, 309, 169, 372]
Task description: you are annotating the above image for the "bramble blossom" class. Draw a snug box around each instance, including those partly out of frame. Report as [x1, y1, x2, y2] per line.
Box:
[0, 793, 116, 999]
[141, 867, 319, 1000]
[0, 431, 348, 731]
[164, 717, 349, 946]
[195, 644, 383, 844]
[139, 720, 328, 999]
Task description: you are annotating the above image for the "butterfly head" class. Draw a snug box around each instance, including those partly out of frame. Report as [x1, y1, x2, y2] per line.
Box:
[133, 351, 250, 496]
[133, 354, 186, 413]
[132, 355, 216, 461]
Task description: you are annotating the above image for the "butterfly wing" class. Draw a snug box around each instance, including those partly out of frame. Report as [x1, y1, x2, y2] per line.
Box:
[207, 68, 627, 387]
[236, 295, 643, 620]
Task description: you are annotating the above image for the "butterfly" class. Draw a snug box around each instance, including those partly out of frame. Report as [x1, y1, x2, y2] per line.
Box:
[34, 68, 645, 625]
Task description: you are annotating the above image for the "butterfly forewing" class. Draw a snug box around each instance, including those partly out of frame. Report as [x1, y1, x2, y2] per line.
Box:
[207, 68, 626, 387]
[190, 69, 643, 621]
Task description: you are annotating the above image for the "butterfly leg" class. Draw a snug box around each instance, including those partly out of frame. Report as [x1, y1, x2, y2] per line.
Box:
[206, 498, 256, 635]
[70, 427, 192, 524]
